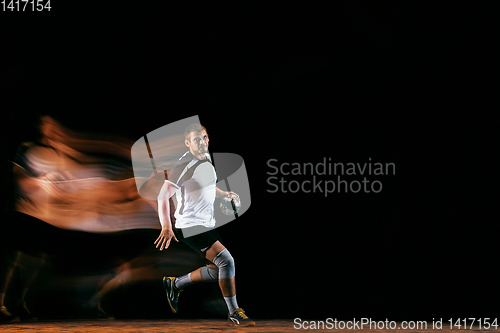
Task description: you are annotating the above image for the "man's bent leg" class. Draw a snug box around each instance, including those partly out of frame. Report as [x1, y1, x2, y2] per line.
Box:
[205, 241, 254, 326]
[205, 241, 239, 314]
[205, 241, 236, 297]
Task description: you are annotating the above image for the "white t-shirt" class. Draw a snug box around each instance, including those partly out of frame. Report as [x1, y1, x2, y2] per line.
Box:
[165, 151, 217, 228]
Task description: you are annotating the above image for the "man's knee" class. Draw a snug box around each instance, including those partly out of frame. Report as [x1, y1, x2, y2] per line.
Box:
[200, 266, 219, 281]
[212, 248, 235, 279]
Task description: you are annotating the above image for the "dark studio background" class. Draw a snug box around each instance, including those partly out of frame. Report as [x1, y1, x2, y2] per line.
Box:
[1, 1, 498, 321]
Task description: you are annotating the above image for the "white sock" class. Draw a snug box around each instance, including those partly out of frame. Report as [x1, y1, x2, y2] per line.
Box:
[224, 295, 239, 314]
[174, 273, 193, 290]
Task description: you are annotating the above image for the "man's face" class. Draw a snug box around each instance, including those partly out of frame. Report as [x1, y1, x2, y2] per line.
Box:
[185, 130, 209, 159]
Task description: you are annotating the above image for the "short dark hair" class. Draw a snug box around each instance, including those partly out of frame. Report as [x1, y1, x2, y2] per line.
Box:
[184, 123, 207, 139]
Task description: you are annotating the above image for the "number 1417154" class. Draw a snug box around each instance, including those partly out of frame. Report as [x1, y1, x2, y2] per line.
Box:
[2, 0, 51, 11]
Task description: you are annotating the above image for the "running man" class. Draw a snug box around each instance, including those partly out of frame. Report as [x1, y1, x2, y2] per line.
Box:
[154, 123, 254, 327]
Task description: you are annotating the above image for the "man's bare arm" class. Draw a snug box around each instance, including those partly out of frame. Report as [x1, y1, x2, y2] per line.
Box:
[216, 187, 238, 200]
[154, 181, 178, 251]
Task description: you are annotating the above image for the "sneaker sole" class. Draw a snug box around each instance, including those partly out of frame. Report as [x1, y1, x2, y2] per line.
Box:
[227, 321, 256, 327]
[163, 276, 177, 314]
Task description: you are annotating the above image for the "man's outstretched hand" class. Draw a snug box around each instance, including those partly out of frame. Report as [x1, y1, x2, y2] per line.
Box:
[154, 228, 178, 251]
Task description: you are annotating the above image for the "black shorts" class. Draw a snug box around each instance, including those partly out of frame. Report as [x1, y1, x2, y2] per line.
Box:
[174, 227, 223, 259]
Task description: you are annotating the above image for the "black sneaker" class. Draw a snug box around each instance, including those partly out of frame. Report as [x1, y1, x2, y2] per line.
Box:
[0, 306, 20, 323]
[163, 276, 182, 314]
[227, 308, 255, 327]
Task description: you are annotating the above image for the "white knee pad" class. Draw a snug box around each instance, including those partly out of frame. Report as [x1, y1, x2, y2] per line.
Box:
[200, 266, 219, 281]
[213, 248, 235, 279]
